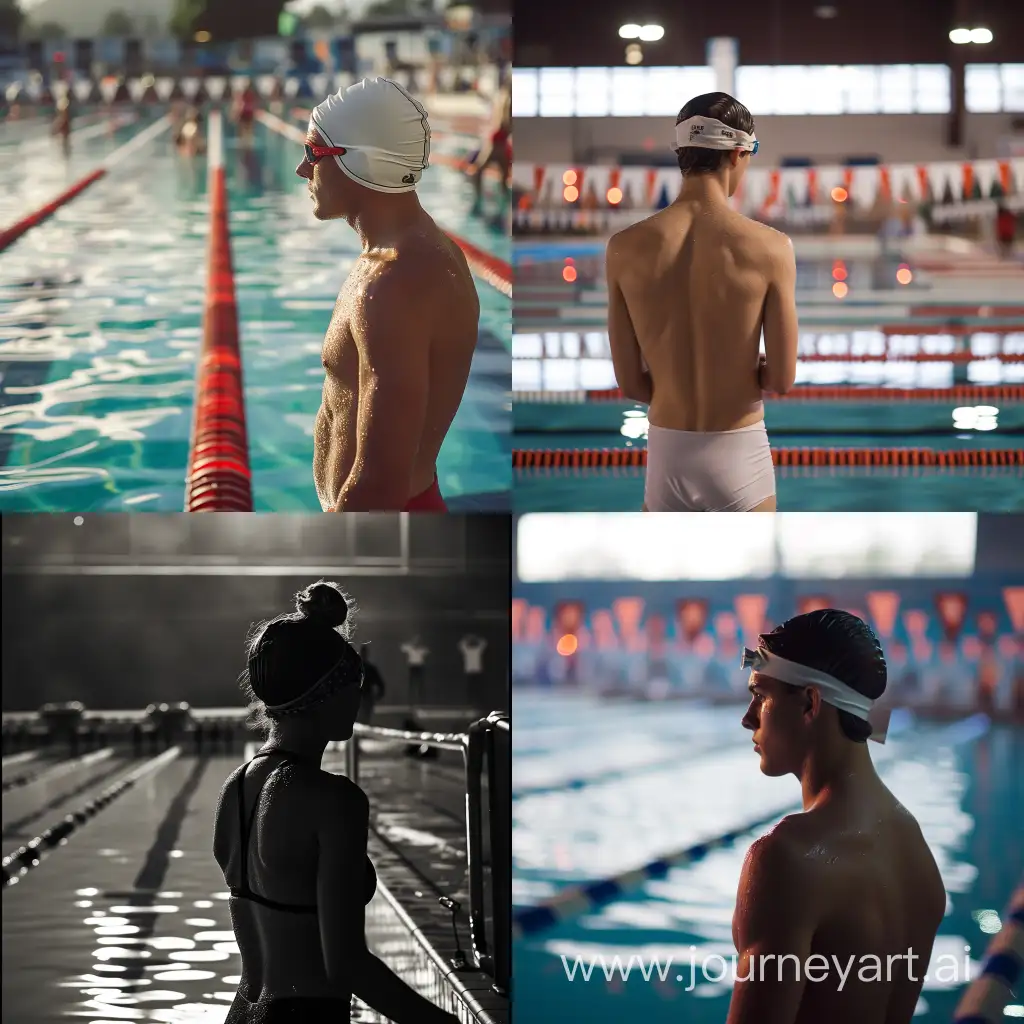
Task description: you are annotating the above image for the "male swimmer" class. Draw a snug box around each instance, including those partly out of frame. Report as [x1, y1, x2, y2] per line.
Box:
[470, 76, 512, 219]
[606, 92, 799, 512]
[297, 77, 479, 512]
[728, 610, 946, 1024]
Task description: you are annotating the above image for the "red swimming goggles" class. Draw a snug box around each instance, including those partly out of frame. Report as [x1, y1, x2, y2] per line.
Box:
[304, 142, 346, 165]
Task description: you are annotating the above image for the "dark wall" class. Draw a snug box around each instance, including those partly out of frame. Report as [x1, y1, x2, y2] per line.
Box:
[1, 514, 511, 714]
[976, 514, 1024, 574]
[514, 0, 1024, 67]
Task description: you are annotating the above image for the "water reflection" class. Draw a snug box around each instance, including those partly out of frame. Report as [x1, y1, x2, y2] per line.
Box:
[513, 696, 1009, 1022]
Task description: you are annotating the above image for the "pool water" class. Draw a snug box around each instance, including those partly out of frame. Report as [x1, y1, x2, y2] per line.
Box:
[512, 690, 1024, 1023]
[514, 465, 1024, 512]
[512, 237, 1024, 510]
[0, 109, 511, 510]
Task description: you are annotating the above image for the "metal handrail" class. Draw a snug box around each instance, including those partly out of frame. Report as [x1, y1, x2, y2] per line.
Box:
[487, 714, 511, 995]
[343, 713, 510, 994]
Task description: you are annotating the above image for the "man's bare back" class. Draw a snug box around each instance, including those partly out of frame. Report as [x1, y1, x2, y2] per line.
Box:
[313, 220, 479, 511]
[729, 778, 946, 1024]
[607, 198, 798, 432]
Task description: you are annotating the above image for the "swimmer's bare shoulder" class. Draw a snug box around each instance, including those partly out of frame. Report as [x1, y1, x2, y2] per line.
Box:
[311, 766, 369, 822]
[355, 243, 442, 338]
[606, 216, 663, 277]
[728, 825, 816, 1024]
[742, 216, 795, 272]
[400, 226, 478, 317]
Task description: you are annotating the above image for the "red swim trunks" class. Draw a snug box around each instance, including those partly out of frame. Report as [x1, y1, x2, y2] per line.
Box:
[325, 475, 448, 513]
[404, 474, 448, 512]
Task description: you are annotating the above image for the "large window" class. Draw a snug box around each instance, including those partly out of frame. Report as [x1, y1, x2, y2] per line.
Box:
[966, 64, 1002, 112]
[964, 63, 1024, 113]
[511, 67, 538, 117]
[877, 64, 915, 113]
[516, 514, 977, 581]
[537, 67, 574, 117]
[1003, 64, 1024, 112]
[736, 64, 948, 115]
[915, 64, 952, 114]
[510, 63, 1024, 117]
[574, 67, 611, 117]
[513, 65, 715, 117]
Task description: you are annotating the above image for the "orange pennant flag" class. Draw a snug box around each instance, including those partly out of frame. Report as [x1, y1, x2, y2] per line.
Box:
[1003, 587, 1024, 633]
[866, 591, 900, 638]
[734, 594, 769, 642]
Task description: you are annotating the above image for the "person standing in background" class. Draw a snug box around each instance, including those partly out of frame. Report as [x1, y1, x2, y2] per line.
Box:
[53, 97, 72, 157]
[400, 635, 430, 720]
[458, 634, 487, 710]
[469, 76, 511, 223]
[357, 644, 386, 724]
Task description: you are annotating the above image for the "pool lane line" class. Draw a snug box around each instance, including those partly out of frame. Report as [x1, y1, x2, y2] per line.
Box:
[512, 803, 793, 939]
[184, 109, 253, 512]
[1, 751, 39, 770]
[512, 712, 988, 939]
[2, 755, 134, 842]
[515, 386, 1024, 404]
[0, 115, 169, 254]
[514, 735, 740, 801]
[2, 746, 114, 793]
[1, 746, 180, 889]
[0, 112, 136, 160]
[512, 448, 1024, 469]
[258, 109, 512, 299]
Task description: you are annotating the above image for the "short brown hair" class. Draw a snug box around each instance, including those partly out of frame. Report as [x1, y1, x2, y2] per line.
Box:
[675, 92, 755, 176]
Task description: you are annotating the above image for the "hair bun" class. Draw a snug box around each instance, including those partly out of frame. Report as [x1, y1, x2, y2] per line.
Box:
[295, 580, 349, 628]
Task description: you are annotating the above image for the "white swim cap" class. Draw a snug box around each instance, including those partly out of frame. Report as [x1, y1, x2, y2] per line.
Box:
[310, 77, 430, 194]
[674, 115, 758, 154]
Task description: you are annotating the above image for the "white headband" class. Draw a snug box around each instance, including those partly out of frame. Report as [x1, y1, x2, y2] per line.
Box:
[675, 115, 758, 153]
[261, 651, 359, 714]
[743, 647, 891, 743]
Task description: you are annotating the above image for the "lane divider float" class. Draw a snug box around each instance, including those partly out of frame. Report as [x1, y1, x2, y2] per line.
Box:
[513, 385, 1024, 404]
[1, 747, 180, 889]
[514, 714, 979, 940]
[184, 110, 253, 512]
[512, 448, 1024, 469]
[2, 747, 113, 793]
[0, 116, 169, 254]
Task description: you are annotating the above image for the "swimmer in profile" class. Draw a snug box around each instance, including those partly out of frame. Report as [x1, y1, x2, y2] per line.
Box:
[296, 77, 480, 512]
[469, 76, 512, 221]
[606, 92, 799, 512]
[214, 581, 458, 1024]
[729, 610, 946, 1024]
[53, 97, 71, 156]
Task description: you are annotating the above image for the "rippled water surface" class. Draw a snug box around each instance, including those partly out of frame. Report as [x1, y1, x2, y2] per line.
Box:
[512, 690, 1024, 1023]
[0, 109, 510, 510]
